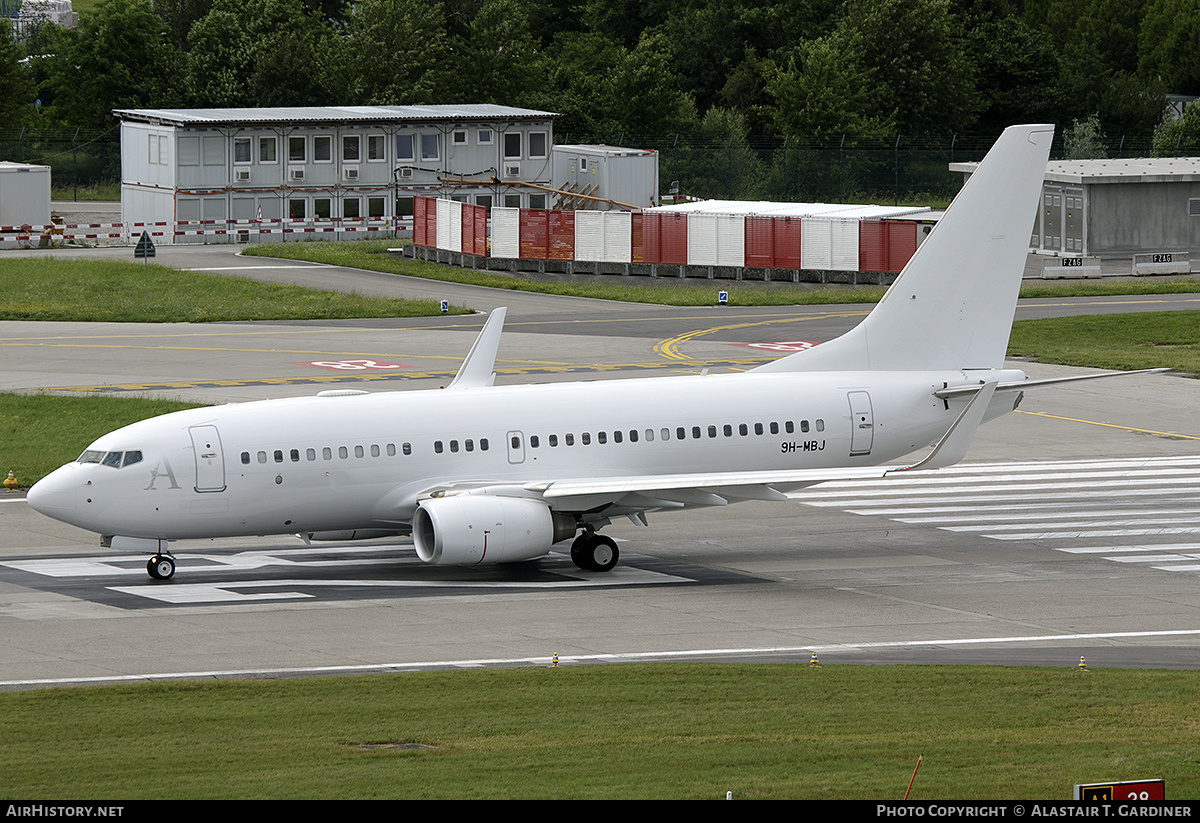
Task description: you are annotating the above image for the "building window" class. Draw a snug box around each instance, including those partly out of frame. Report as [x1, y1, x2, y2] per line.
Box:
[503, 132, 521, 159]
[368, 197, 386, 218]
[343, 198, 361, 219]
[476, 194, 492, 211]
[396, 134, 414, 162]
[289, 199, 306, 220]
[314, 198, 331, 219]
[314, 135, 332, 162]
[503, 194, 521, 208]
[452, 130, 467, 146]
[529, 131, 547, 159]
[288, 136, 306, 163]
[478, 129, 493, 145]
[259, 137, 277, 164]
[368, 135, 385, 161]
[234, 138, 251, 164]
[343, 135, 360, 162]
[420, 134, 439, 162]
[529, 194, 546, 209]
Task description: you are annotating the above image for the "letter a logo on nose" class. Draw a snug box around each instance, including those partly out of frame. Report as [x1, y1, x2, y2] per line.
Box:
[146, 458, 180, 491]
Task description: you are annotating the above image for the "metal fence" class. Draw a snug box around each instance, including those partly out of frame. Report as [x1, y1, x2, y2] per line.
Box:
[2, 128, 1175, 207]
[0, 127, 121, 197]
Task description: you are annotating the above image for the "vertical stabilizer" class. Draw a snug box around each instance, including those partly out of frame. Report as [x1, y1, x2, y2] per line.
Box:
[754, 124, 1053, 373]
[446, 307, 506, 389]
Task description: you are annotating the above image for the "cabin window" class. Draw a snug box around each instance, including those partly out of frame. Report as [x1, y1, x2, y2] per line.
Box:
[323, 448, 332, 460]
[770, 422, 779, 434]
[511, 435, 521, 450]
[565, 434, 574, 446]
[598, 432, 607, 444]
[450, 440, 459, 453]
[387, 444, 396, 456]
[465, 439, 474, 452]
[629, 430, 638, 443]
[371, 444, 380, 457]
[548, 435, 558, 447]
[307, 449, 316, 461]
[582, 433, 591, 445]
[290, 449, 300, 462]
[739, 423, 748, 436]
[403, 443, 412, 455]
[816, 419, 825, 432]
[723, 424, 732, 437]
[801, 420, 809, 433]
[707, 425, 717, 439]
[614, 431, 623, 443]
[434, 441, 443, 454]
[785, 421, 795, 434]
[645, 429, 654, 442]
[258, 451, 267, 464]
[661, 428, 670, 441]
[273, 450, 283, 463]
[241, 452, 251, 465]
[355, 445, 365, 458]
[755, 423, 764, 435]
[339, 446, 348, 459]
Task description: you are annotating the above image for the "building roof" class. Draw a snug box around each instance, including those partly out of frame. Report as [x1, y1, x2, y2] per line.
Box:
[648, 199, 930, 219]
[950, 156, 1200, 184]
[114, 105, 558, 128]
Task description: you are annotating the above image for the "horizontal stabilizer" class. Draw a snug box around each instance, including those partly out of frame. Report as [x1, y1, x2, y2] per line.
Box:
[933, 368, 1171, 399]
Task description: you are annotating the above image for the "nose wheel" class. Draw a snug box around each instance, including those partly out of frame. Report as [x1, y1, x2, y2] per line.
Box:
[147, 554, 176, 580]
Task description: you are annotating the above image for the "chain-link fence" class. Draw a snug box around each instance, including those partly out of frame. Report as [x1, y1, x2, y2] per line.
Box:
[2, 127, 1173, 206]
[560, 132, 1167, 205]
[0, 128, 120, 198]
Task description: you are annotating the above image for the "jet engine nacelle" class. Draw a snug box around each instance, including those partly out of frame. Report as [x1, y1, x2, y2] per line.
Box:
[413, 495, 576, 565]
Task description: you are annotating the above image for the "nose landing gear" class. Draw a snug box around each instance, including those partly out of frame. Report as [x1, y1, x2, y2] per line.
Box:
[147, 554, 176, 580]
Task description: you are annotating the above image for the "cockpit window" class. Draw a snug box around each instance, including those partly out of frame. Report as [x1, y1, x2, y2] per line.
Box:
[122, 451, 143, 468]
[102, 451, 123, 468]
[78, 450, 105, 464]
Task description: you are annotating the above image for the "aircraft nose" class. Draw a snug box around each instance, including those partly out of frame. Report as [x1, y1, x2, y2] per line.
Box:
[26, 463, 79, 520]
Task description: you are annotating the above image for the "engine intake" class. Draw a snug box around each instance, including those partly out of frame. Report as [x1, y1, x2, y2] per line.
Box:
[413, 495, 575, 565]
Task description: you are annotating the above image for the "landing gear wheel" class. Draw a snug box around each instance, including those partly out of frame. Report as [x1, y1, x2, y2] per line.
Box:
[147, 555, 175, 580]
[570, 533, 591, 570]
[585, 535, 619, 573]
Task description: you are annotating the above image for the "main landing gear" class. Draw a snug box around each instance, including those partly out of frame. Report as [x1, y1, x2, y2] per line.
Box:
[570, 530, 619, 572]
[147, 553, 176, 580]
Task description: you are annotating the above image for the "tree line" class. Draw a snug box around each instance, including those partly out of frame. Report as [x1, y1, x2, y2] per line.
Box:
[3, 0, 1199, 199]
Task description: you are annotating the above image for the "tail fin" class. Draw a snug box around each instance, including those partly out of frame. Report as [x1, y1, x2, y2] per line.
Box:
[754, 124, 1054, 374]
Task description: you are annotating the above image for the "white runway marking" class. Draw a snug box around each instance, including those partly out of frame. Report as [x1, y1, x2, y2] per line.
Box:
[6, 628, 1200, 689]
[800, 455, 1200, 576]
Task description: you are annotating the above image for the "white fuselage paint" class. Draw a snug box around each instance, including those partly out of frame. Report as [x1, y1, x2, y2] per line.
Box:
[27, 367, 1023, 541]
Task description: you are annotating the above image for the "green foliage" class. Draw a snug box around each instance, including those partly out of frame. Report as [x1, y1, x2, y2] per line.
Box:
[1063, 113, 1107, 159]
[1153, 104, 1200, 156]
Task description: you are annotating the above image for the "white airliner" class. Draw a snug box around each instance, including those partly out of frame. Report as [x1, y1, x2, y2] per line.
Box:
[26, 124, 1155, 580]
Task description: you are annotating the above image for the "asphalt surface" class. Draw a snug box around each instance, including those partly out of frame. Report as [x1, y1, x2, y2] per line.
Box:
[2, 243, 1200, 688]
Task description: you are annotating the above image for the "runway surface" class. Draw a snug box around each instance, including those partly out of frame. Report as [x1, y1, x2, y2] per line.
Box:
[2, 244, 1200, 688]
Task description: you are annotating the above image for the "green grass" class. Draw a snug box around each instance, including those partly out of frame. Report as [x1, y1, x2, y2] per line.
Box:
[243, 238, 1200, 305]
[0, 394, 204, 487]
[0, 257, 469, 322]
[243, 240, 892, 306]
[1008, 311, 1200, 375]
[1, 664, 1197, 799]
[51, 182, 121, 202]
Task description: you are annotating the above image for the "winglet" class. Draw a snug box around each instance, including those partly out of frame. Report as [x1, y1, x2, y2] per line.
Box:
[890, 380, 998, 473]
[446, 308, 506, 390]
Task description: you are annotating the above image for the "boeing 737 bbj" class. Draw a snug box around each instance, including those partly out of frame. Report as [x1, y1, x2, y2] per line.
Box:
[27, 124, 1155, 580]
